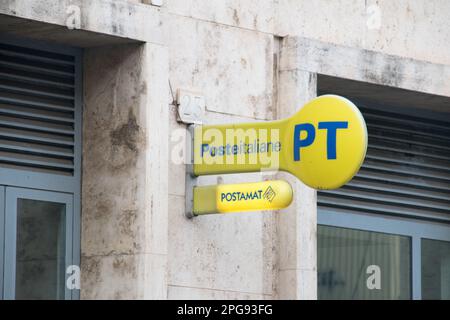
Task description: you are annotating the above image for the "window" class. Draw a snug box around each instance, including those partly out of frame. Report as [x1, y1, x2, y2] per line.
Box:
[421, 239, 450, 299]
[318, 210, 450, 299]
[0, 36, 81, 300]
[317, 78, 450, 300]
[15, 199, 67, 299]
[318, 225, 411, 299]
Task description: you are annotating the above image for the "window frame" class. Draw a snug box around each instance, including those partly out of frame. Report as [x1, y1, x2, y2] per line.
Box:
[318, 208, 450, 299]
[0, 35, 82, 300]
[3, 187, 74, 300]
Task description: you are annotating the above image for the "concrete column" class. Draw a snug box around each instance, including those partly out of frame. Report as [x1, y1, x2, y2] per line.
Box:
[81, 42, 169, 299]
[276, 39, 317, 299]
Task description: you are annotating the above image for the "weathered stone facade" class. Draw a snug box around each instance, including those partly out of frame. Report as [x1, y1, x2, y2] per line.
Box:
[1, 0, 448, 299]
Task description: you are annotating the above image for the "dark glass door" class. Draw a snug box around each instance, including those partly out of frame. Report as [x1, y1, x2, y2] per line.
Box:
[3, 187, 73, 299]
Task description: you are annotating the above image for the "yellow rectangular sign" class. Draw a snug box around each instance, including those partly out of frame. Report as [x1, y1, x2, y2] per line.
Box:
[193, 180, 293, 215]
[193, 121, 283, 175]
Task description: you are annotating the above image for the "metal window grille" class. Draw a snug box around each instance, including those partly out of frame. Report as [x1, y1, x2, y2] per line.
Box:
[318, 104, 450, 223]
[0, 42, 76, 176]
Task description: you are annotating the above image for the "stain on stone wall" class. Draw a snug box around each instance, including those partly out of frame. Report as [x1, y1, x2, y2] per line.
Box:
[110, 109, 141, 152]
[82, 43, 150, 299]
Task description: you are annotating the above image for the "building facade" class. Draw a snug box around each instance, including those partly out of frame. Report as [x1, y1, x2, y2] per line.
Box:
[0, 0, 449, 299]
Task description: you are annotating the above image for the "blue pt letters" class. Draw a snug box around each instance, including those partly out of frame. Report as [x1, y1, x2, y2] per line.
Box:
[293, 123, 315, 161]
[294, 121, 348, 160]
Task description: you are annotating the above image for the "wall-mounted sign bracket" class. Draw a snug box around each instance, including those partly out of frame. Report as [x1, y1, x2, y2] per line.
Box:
[184, 95, 368, 218]
[185, 125, 197, 218]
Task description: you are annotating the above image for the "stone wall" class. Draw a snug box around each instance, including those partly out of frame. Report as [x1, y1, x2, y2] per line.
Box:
[82, 43, 169, 299]
[1, 0, 449, 300]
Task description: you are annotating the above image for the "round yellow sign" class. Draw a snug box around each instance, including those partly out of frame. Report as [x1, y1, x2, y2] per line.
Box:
[282, 95, 368, 189]
[193, 94, 367, 190]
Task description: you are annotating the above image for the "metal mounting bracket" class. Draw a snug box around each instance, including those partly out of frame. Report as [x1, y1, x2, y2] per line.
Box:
[185, 124, 197, 218]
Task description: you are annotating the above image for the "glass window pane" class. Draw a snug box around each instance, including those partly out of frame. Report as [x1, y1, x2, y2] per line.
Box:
[318, 225, 411, 299]
[422, 239, 450, 300]
[15, 199, 66, 300]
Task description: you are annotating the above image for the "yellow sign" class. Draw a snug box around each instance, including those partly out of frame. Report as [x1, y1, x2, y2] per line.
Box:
[193, 180, 293, 215]
[193, 95, 367, 189]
